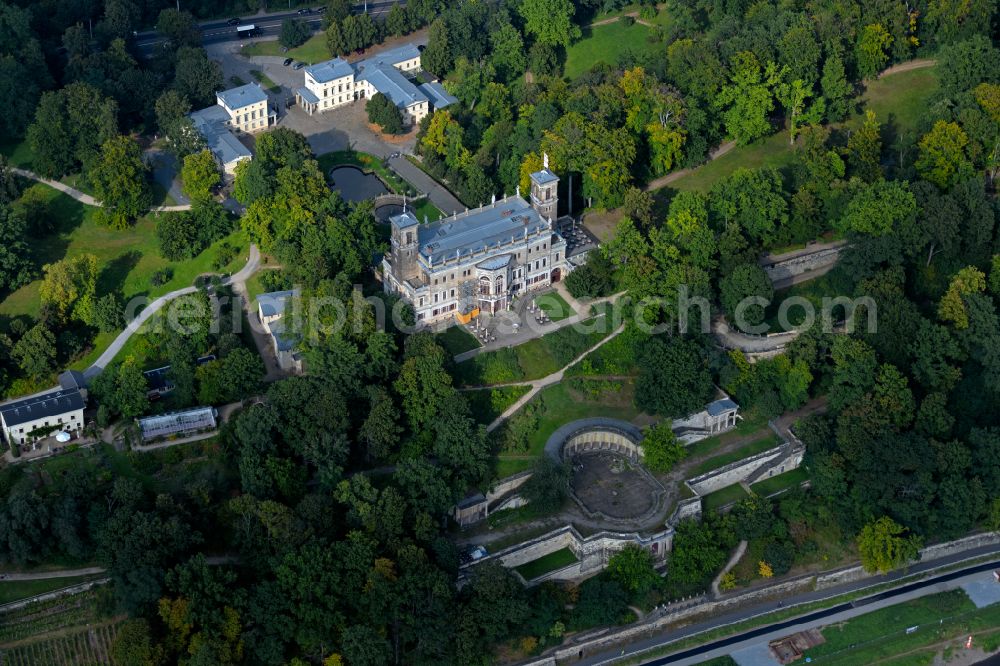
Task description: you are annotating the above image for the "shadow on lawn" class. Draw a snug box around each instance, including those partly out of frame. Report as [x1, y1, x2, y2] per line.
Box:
[97, 250, 142, 299]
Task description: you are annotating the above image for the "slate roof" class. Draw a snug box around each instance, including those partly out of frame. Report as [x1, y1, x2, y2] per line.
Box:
[296, 86, 320, 105]
[706, 397, 739, 416]
[356, 61, 427, 109]
[305, 57, 354, 83]
[190, 105, 252, 166]
[391, 210, 419, 229]
[418, 81, 458, 109]
[217, 83, 268, 110]
[477, 254, 512, 271]
[418, 196, 554, 266]
[257, 290, 299, 318]
[366, 43, 421, 66]
[0, 389, 85, 428]
[143, 366, 174, 393]
[269, 318, 299, 352]
[58, 370, 87, 391]
[531, 168, 559, 185]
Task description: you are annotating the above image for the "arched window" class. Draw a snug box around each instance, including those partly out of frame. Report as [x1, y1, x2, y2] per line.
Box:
[495, 276, 504, 294]
[479, 276, 490, 296]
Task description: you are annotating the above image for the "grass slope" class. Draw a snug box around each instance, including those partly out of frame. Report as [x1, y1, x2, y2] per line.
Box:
[668, 65, 940, 193]
[241, 33, 330, 64]
[0, 575, 100, 605]
[564, 20, 663, 80]
[514, 547, 578, 580]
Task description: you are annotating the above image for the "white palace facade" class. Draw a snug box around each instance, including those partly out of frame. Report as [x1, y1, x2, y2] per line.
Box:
[382, 162, 568, 324]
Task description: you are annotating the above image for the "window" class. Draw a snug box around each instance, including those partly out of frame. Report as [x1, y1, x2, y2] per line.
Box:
[556, 253, 560, 261]
[451, 289, 455, 297]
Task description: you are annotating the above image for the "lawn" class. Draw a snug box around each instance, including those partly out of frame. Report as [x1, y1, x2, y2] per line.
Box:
[453, 318, 612, 386]
[564, 20, 664, 80]
[464, 385, 531, 425]
[762, 267, 856, 332]
[688, 433, 781, 477]
[0, 185, 248, 326]
[684, 411, 772, 461]
[436, 325, 480, 355]
[249, 69, 281, 93]
[411, 196, 444, 223]
[667, 64, 940, 193]
[535, 290, 576, 321]
[495, 378, 645, 477]
[750, 466, 809, 496]
[802, 589, 1000, 665]
[316, 150, 417, 196]
[0, 575, 100, 605]
[513, 547, 578, 580]
[702, 483, 749, 512]
[241, 33, 330, 64]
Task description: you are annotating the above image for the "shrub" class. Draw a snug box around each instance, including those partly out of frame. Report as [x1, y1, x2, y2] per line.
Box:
[366, 92, 404, 134]
[150, 268, 173, 286]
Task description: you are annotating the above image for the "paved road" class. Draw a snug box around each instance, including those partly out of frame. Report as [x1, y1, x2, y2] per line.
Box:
[12, 167, 191, 212]
[83, 245, 261, 378]
[577, 546, 1000, 665]
[134, 3, 399, 54]
[388, 156, 465, 214]
[0, 566, 105, 581]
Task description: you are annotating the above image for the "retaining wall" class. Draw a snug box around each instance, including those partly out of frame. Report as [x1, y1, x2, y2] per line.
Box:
[563, 428, 643, 462]
[762, 245, 844, 283]
[487, 470, 533, 504]
[687, 444, 801, 496]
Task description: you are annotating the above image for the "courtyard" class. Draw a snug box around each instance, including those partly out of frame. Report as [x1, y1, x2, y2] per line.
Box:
[570, 451, 664, 521]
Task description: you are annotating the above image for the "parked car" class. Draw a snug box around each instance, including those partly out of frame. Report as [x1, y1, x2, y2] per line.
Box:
[293, 61, 305, 70]
[227, 17, 240, 26]
[283, 57, 294, 66]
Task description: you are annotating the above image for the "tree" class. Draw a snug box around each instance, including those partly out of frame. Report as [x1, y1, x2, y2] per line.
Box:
[182, 149, 221, 201]
[157, 9, 201, 48]
[522, 457, 570, 507]
[91, 136, 152, 229]
[916, 121, 974, 189]
[829, 337, 878, 411]
[714, 52, 784, 145]
[385, 4, 407, 37]
[155, 90, 204, 158]
[857, 516, 922, 573]
[640, 423, 686, 473]
[280, 19, 311, 49]
[776, 79, 820, 145]
[114, 356, 151, 421]
[710, 167, 788, 245]
[635, 336, 714, 417]
[365, 93, 404, 134]
[27, 83, 118, 177]
[938, 266, 987, 330]
[11, 324, 57, 380]
[0, 206, 33, 291]
[325, 19, 347, 56]
[39, 254, 99, 324]
[936, 35, 1000, 96]
[173, 46, 224, 108]
[847, 110, 882, 182]
[607, 545, 660, 595]
[855, 24, 893, 78]
[519, 0, 580, 48]
[92, 293, 125, 333]
[839, 180, 915, 237]
[820, 53, 853, 122]
[720, 263, 773, 331]
[421, 19, 451, 77]
[490, 23, 527, 83]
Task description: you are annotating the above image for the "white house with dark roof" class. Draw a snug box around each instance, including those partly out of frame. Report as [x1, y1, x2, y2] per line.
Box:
[190, 83, 275, 175]
[0, 388, 86, 449]
[257, 290, 303, 373]
[382, 161, 569, 324]
[295, 43, 452, 126]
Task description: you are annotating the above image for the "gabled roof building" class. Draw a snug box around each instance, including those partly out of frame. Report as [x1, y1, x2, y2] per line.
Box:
[0, 388, 86, 448]
[190, 83, 275, 175]
[295, 43, 452, 126]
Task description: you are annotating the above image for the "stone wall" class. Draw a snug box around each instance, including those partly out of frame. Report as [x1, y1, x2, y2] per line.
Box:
[761, 244, 844, 283]
[461, 525, 673, 585]
[563, 428, 643, 462]
[487, 470, 533, 504]
[668, 497, 703, 525]
[687, 444, 800, 496]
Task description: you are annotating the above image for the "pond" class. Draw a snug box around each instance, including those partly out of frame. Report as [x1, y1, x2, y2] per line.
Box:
[374, 203, 403, 222]
[329, 165, 389, 202]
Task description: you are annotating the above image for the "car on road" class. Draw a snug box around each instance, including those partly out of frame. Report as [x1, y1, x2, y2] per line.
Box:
[283, 57, 294, 66]
[296, 7, 312, 14]
[293, 61, 306, 70]
[317, 5, 326, 12]
[227, 17, 240, 26]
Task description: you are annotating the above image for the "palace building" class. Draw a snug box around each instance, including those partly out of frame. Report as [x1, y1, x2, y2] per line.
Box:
[382, 159, 568, 324]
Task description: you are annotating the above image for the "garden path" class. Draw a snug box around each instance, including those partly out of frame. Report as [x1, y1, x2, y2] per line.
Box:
[11, 167, 192, 212]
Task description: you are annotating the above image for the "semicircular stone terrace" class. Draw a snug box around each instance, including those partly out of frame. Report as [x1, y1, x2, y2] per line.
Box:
[545, 417, 644, 463]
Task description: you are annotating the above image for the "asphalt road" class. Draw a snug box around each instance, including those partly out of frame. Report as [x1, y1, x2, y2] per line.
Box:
[134, 3, 399, 54]
[578, 544, 1000, 665]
